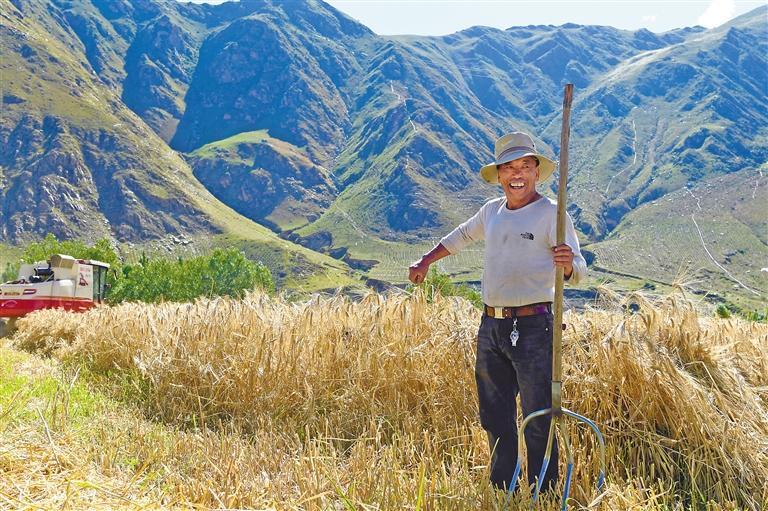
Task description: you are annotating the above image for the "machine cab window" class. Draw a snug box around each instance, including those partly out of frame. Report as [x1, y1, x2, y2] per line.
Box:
[92, 263, 109, 303]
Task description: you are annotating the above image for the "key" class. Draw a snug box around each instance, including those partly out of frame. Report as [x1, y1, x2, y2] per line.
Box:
[510, 318, 519, 346]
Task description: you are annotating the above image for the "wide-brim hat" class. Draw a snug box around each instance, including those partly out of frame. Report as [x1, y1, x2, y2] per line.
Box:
[479, 132, 556, 184]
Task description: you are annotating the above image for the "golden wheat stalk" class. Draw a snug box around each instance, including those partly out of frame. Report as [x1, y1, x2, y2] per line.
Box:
[7, 288, 767, 509]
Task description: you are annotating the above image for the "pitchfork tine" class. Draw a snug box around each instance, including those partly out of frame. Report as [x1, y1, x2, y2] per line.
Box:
[507, 408, 606, 510]
[532, 415, 556, 503]
[505, 84, 607, 511]
[557, 417, 574, 510]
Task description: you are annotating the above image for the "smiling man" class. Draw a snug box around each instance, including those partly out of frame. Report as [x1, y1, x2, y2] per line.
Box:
[408, 131, 587, 492]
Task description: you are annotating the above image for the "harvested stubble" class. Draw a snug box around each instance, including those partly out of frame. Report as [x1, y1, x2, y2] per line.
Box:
[9, 289, 768, 510]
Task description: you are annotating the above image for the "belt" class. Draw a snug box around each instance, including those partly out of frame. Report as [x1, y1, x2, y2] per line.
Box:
[484, 302, 552, 319]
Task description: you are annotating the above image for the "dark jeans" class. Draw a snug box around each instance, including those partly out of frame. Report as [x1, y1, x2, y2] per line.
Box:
[475, 312, 559, 491]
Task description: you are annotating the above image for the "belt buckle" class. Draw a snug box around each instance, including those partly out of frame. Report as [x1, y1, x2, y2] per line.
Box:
[493, 306, 504, 319]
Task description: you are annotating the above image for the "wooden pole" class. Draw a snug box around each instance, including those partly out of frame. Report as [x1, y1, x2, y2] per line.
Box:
[552, 83, 573, 413]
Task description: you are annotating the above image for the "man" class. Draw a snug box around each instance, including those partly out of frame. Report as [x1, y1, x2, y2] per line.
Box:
[408, 132, 587, 492]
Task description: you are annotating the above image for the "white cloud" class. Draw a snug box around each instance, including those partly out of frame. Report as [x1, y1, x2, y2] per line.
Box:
[641, 15, 658, 24]
[697, 0, 736, 28]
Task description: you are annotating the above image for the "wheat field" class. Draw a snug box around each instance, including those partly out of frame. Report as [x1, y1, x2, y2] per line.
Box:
[4, 289, 767, 510]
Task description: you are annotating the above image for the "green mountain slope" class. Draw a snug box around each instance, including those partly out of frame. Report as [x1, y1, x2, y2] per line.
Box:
[1, 0, 765, 303]
[187, 130, 338, 232]
[0, 0, 210, 242]
[170, 0, 372, 159]
[0, 0, 358, 289]
[557, 8, 768, 239]
[587, 165, 767, 311]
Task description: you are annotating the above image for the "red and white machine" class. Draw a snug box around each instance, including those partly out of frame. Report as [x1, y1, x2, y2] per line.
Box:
[0, 254, 110, 318]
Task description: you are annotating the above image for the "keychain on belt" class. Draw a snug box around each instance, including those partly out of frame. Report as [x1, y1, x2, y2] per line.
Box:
[510, 318, 519, 346]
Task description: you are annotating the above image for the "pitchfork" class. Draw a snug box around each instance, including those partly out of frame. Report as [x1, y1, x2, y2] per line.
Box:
[507, 84, 606, 510]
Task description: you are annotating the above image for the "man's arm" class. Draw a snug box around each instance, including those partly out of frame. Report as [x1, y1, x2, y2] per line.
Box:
[409, 201, 489, 284]
[408, 243, 451, 284]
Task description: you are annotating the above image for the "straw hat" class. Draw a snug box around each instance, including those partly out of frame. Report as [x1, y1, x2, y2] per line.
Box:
[479, 132, 556, 184]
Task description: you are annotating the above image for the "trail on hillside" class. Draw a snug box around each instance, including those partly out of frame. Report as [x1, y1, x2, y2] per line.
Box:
[690, 212, 761, 296]
[604, 118, 638, 195]
[686, 187, 761, 296]
[390, 81, 418, 134]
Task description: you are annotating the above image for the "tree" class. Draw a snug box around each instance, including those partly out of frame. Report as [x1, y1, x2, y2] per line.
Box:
[108, 248, 274, 303]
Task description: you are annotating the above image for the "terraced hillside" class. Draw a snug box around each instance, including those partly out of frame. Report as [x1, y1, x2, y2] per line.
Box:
[588, 165, 767, 311]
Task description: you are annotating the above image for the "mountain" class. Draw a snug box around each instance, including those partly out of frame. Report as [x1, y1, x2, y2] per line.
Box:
[556, 11, 768, 239]
[0, 0, 210, 242]
[0, 0, 765, 304]
[0, 0, 359, 289]
[290, 21, 720, 250]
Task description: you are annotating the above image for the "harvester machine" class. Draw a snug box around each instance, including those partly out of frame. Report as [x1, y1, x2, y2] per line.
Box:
[0, 254, 110, 321]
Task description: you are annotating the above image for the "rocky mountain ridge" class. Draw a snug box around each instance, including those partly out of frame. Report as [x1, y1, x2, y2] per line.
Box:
[1, 0, 765, 303]
[0, 0, 359, 288]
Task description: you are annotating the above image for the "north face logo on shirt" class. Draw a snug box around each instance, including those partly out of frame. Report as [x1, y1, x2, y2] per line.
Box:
[520, 232, 534, 240]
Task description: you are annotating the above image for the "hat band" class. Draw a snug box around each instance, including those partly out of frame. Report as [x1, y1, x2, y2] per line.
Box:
[497, 145, 535, 161]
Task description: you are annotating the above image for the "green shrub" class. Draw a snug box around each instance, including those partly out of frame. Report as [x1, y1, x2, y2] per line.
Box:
[715, 304, 731, 319]
[410, 267, 482, 309]
[1, 262, 17, 283]
[108, 248, 274, 304]
[4, 235, 273, 305]
[743, 309, 767, 323]
[21, 233, 120, 268]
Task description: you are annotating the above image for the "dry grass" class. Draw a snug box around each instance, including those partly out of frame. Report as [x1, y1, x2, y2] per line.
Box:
[5, 289, 767, 510]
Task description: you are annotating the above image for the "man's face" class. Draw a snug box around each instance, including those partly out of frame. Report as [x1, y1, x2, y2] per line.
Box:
[497, 156, 540, 202]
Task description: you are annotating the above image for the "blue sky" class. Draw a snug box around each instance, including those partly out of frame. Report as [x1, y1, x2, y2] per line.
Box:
[181, 0, 765, 34]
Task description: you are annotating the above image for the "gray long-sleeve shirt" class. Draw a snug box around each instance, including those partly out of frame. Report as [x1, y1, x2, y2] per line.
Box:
[440, 196, 587, 307]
